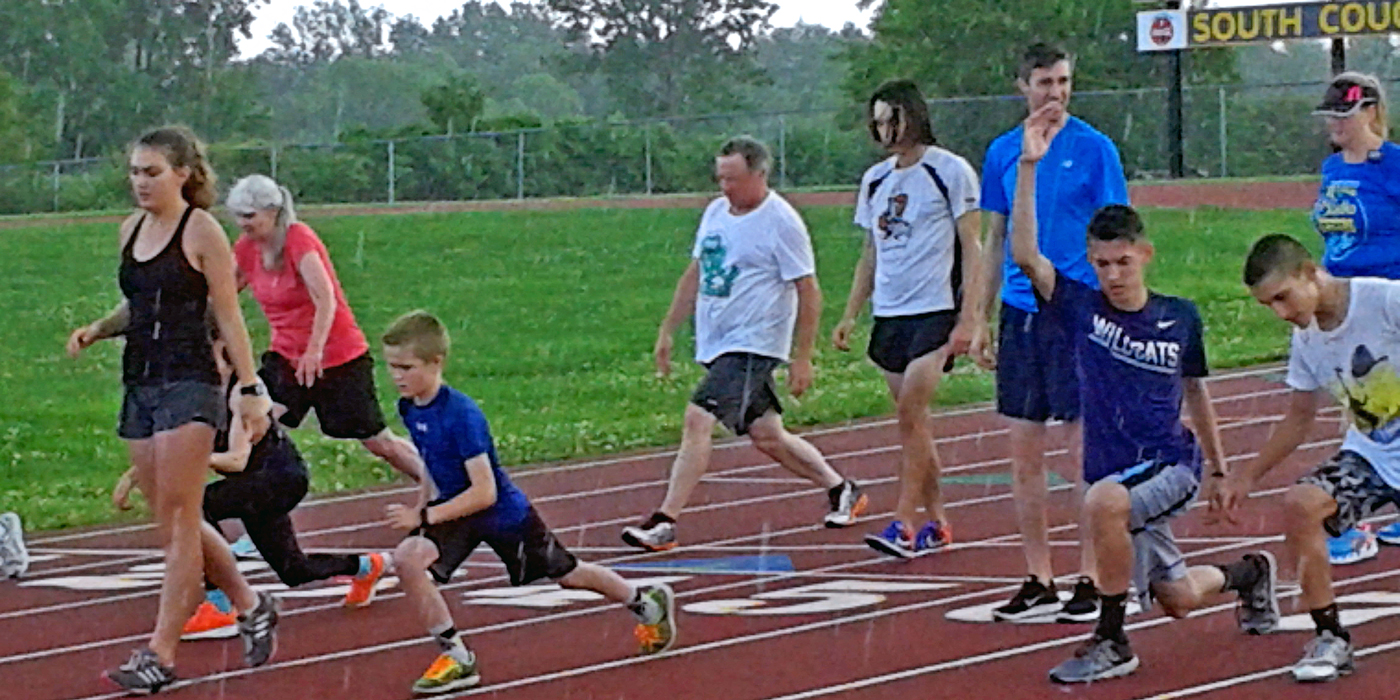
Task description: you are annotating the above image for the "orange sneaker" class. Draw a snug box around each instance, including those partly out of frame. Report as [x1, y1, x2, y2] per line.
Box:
[344, 553, 385, 608]
[181, 600, 238, 640]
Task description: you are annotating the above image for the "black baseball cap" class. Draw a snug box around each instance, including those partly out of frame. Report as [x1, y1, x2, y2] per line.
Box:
[1313, 75, 1382, 118]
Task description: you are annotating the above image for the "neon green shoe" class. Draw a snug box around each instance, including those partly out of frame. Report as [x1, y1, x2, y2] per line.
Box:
[412, 653, 481, 695]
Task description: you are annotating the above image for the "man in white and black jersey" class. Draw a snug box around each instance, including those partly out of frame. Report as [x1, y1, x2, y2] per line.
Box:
[834, 80, 988, 558]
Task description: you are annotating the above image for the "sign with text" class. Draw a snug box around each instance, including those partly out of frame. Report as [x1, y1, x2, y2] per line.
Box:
[1139, 2, 1400, 51]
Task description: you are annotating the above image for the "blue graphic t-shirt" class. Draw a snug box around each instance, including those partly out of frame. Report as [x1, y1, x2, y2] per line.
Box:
[982, 117, 1130, 313]
[1048, 273, 1208, 483]
[399, 385, 531, 529]
[1314, 141, 1400, 279]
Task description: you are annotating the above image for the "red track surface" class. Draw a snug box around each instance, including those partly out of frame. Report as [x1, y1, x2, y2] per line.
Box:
[4, 366, 1399, 700]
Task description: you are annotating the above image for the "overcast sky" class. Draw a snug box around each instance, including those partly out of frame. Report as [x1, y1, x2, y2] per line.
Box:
[238, 0, 876, 57]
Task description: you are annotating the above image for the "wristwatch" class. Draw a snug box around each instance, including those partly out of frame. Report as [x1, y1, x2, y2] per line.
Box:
[238, 382, 267, 397]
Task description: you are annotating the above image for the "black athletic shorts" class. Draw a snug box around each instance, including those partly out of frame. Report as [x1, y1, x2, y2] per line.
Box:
[118, 381, 226, 440]
[260, 351, 388, 440]
[415, 506, 578, 586]
[867, 310, 958, 374]
[691, 352, 783, 436]
[1300, 450, 1400, 537]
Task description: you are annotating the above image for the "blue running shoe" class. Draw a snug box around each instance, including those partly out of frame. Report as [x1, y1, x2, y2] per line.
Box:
[1327, 525, 1378, 566]
[1377, 522, 1400, 546]
[229, 535, 259, 560]
[911, 521, 952, 554]
[864, 521, 915, 559]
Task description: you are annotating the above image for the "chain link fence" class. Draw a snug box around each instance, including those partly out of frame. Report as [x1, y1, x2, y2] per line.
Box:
[0, 81, 1339, 216]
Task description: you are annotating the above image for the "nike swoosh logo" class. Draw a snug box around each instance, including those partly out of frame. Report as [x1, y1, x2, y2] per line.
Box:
[1156, 320, 1177, 329]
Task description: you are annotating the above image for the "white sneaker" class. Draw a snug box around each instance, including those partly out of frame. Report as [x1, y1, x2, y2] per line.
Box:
[0, 512, 29, 579]
[1293, 630, 1354, 682]
[621, 518, 677, 552]
[823, 480, 869, 528]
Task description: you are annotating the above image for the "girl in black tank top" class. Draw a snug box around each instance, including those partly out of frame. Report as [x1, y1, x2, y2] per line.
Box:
[118, 206, 219, 386]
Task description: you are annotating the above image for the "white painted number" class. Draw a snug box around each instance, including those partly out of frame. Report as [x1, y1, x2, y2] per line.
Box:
[684, 580, 955, 616]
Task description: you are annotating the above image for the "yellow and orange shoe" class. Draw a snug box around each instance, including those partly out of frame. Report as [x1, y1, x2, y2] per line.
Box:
[344, 553, 386, 608]
[181, 600, 239, 640]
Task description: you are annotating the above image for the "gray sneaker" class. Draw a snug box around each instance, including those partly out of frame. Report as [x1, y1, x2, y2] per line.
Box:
[1236, 551, 1280, 635]
[238, 590, 280, 667]
[621, 518, 677, 552]
[1293, 631, 1354, 682]
[0, 512, 29, 579]
[1049, 635, 1139, 684]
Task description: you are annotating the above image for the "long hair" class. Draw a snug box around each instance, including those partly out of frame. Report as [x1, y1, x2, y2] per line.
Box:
[132, 126, 218, 209]
[867, 80, 936, 146]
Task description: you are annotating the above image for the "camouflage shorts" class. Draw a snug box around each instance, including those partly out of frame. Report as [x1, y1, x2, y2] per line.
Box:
[1299, 450, 1400, 537]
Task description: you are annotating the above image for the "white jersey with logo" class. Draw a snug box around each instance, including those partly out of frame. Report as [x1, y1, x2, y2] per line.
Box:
[854, 146, 980, 316]
[691, 192, 816, 364]
[1286, 277, 1400, 489]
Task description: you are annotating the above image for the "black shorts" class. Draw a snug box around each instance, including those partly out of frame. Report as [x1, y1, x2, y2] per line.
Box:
[691, 352, 783, 436]
[867, 310, 957, 374]
[260, 351, 388, 440]
[416, 506, 578, 586]
[995, 303, 1080, 422]
[118, 381, 226, 440]
[1300, 450, 1400, 537]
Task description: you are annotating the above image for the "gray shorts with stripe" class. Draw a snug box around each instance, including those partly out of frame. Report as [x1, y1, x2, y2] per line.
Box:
[1105, 460, 1201, 610]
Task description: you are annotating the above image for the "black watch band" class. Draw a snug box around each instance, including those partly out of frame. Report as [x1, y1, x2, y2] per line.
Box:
[239, 382, 266, 397]
[420, 506, 431, 527]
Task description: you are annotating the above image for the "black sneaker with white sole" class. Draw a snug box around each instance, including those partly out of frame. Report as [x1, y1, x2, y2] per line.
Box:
[1056, 576, 1100, 623]
[823, 480, 868, 528]
[621, 514, 678, 552]
[992, 575, 1060, 622]
[238, 590, 279, 667]
[103, 648, 176, 695]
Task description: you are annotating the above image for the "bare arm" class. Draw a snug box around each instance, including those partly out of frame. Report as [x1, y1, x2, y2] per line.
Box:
[832, 235, 875, 351]
[789, 275, 822, 397]
[1183, 378, 1227, 474]
[947, 209, 987, 357]
[1009, 158, 1056, 301]
[209, 400, 254, 473]
[655, 260, 699, 378]
[296, 252, 337, 386]
[387, 455, 496, 529]
[1219, 389, 1321, 521]
[69, 215, 142, 357]
[186, 211, 272, 441]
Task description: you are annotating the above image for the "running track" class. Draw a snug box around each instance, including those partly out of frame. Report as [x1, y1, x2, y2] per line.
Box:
[4, 366, 1400, 700]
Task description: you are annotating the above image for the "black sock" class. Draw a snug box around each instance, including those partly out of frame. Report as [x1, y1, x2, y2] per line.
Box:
[1216, 557, 1260, 594]
[643, 511, 676, 528]
[1310, 603, 1350, 642]
[828, 482, 847, 500]
[1095, 592, 1130, 644]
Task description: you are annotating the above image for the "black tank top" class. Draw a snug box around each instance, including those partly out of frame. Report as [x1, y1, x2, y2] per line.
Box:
[118, 207, 219, 386]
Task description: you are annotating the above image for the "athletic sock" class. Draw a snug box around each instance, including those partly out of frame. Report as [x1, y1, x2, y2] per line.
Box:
[429, 622, 473, 665]
[206, 588, 233, 614]
[827, 482, 848, 501]
[1216, 557, 1261, 594]
[1094, 592, 1130, 644]
[643, 512, 676, 529]
[1310, 603, 1350, 642]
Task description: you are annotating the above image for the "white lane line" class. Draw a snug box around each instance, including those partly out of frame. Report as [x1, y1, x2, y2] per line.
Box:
[1129, 639, 1400, 699]
[25, 367, 1287, 545]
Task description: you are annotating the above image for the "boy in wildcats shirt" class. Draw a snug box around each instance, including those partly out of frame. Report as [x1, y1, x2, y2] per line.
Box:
[1010, 104, 1279, 684]
[374, 311, 677, 695]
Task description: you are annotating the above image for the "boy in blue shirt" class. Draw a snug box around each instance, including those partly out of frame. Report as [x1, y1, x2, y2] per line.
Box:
[377, 310, 676, 695]
[1010, 104, 1279, 683]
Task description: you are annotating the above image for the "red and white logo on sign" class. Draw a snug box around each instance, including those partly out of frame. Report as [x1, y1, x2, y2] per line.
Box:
[1150, 14, 1175, 46]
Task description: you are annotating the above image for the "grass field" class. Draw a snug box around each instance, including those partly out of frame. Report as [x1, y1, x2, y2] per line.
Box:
[0, 204, 1318, 530]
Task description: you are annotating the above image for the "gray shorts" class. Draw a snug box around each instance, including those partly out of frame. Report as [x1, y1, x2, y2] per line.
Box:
[690, 352, 783, 436]
[118, 381, 226, 440]
[1106, 460, 1200, 609]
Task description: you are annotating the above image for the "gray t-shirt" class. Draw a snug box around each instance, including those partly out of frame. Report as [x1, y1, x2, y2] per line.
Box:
[691, 192, 816, 363]
[1287, 277, 1400, 490]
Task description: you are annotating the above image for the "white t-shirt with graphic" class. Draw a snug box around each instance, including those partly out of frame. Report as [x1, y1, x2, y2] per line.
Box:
[855, 146, 980, 316]
[691, 192, 816, 364]
[1286, 277, 1400, 489]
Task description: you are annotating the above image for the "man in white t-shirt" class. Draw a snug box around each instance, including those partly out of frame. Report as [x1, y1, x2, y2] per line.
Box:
[1225, 233, 1400, 683]
[621, 137, 868, 551]
[833, 80, 988, 558]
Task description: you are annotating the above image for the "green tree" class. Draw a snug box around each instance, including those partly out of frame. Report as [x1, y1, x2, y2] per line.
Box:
[265, 0, 391, 65]
[844, 0, 1236, 102]
[421, 72, 487, 135]
[546, 0, 778, 117]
